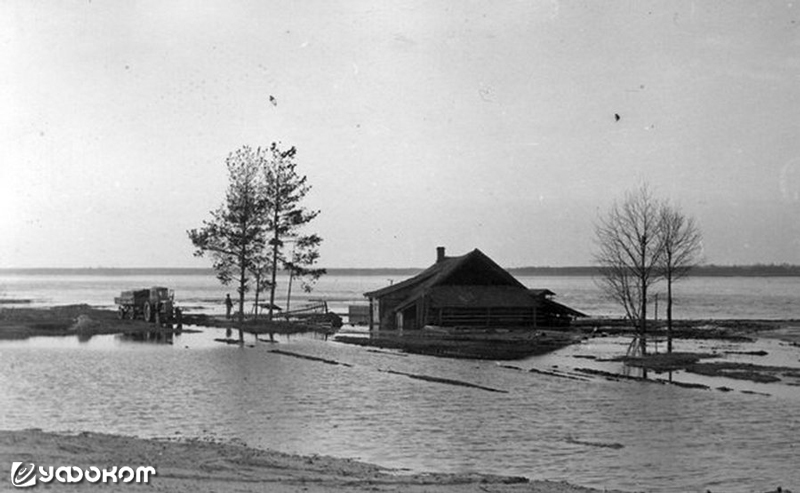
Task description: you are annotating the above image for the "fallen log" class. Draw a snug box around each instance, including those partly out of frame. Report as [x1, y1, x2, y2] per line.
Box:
[269, 349, 353, 367]
[379, 369, 508, 393]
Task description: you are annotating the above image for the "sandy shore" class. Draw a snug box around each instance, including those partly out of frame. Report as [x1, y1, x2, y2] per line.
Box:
[0, 429, 622, 492]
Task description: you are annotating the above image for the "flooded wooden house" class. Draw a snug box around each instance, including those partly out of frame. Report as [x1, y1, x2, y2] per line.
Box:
[364, 247, 585, 332]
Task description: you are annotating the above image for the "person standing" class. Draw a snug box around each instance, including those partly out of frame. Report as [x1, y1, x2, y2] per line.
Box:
[225, 294, 233, 319]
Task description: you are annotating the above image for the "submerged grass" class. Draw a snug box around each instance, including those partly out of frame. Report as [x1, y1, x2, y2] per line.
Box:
[621, 351, 799, 384]
[616, 352, 719, 372]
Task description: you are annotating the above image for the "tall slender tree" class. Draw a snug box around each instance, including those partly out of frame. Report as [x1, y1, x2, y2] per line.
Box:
[262, 143, 325, 320]
[187, 146, 268, 342]
[659, 203, 703, 353]
[595, 184, 666, 355]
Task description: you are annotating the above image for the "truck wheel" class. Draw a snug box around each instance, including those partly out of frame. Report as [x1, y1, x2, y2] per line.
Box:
[118, 307, 125, 320]
[144, 302, 153, 322]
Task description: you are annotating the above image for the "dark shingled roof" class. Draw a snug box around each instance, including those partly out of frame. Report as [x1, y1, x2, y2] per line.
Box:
[396, 285, 538, 312]
[542, 298, 588, 318]
[364, 249, 525, 300]
[364, 248, 587, 319]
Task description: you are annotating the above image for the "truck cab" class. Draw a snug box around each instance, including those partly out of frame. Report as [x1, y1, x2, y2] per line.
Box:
[115, 286, 179, 325]
[145, 287, 174, 323]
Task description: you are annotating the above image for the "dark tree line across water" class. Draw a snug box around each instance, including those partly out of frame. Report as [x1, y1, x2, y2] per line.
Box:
[508, 264, 800, 277]
[4, 265, 800, 277]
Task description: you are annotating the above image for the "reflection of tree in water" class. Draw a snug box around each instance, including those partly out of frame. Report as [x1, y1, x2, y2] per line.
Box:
[623, 336, 648, 379]
[77, 332, 93, 344]
[621, 363, 648, 380]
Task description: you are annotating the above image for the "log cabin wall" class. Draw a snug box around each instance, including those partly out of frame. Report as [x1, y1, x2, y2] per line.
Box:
[364, 247, 586, 332]
[427, 306, 538, 328]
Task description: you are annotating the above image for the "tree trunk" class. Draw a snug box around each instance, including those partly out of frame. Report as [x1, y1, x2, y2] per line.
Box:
[268, 239, 279, 321]
[640, 282, 647, 355]
[237, 249, 245, 344]
[253, 271, 261, 320]
[667, 272, 673, 353]
[268, 188, 281, 322]
[639, 236, 648, 356]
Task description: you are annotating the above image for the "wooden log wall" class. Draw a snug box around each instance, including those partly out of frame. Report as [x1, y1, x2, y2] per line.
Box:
[428, 306, 540, 328]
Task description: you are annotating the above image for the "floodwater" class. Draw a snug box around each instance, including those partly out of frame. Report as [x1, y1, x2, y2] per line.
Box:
[1, 328, 798, 493]
[1, 272, 799, 492]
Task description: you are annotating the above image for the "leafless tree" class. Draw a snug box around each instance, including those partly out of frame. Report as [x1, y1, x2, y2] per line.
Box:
[659, 203, 703, 353]
[595, 184, 666, 355]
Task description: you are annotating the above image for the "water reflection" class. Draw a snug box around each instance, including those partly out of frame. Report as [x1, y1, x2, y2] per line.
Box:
[77, 332, 93, 344]
[621, 364, 647, 379]
[117, 331, 176, 344]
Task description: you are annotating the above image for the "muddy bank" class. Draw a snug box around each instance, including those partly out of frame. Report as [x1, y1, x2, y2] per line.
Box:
[0, 304, 180, 340]
[4, 306, 798, 345]
[0, 429, 624, 493]
[336, 330, 578, 360]
[184, 312, 337, 336]
[620, 352, 800, 384]
[0, 306, 332, 341]
[576, 318, 800, 342]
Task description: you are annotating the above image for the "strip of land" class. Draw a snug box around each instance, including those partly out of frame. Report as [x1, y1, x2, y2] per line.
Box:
[0, 429, 624, 493]
[0, 305, 328, 340]
[2, 305, 799, 345]
[618, 352, 800, 384]
[0, 304, 146, 339]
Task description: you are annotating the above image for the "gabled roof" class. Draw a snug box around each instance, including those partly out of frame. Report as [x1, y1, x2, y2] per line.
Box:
[542, 298, 588, 318]
[364, 249, 525, 299]
[406, 285, 538, 311]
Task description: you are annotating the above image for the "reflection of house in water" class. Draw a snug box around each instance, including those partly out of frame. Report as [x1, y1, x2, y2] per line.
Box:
[364, 247, 586, 332]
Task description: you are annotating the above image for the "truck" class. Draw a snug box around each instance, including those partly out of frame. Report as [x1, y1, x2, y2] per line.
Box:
[114, 286, 180, 325]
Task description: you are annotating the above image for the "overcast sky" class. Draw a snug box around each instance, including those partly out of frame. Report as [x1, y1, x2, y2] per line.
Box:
[2, 1, 799, 268]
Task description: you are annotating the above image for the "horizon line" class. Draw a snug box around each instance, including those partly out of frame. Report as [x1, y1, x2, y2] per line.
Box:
[2, 264, 800, 272]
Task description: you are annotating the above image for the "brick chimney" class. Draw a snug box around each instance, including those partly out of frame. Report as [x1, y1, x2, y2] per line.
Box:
[436, 246, 446, 263]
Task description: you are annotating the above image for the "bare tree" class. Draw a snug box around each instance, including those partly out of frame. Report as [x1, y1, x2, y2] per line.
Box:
[659, 203, 703, 353]
[595, 184, 666, 355]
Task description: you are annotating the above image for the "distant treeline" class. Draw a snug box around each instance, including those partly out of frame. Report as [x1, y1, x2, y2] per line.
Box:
[509, 264, 800, 277]
[3, 264, 800, 277]
[0, 268, 214, 276]
[0, 267, 424, 277]
[690, 264, 800, 277]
